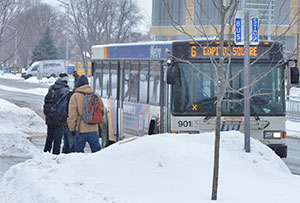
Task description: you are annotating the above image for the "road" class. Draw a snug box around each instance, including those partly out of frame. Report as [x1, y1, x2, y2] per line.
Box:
[0, 78, 46, 117]
[0, 77, 300, 175]
[283, 138, 300, 175]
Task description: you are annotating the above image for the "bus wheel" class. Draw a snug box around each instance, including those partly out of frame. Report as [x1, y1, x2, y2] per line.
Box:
[25, 74, 32, 80]
[148, 118, 160, 135]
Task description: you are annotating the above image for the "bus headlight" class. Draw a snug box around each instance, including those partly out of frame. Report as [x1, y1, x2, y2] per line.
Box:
[263, 131, 283, 139]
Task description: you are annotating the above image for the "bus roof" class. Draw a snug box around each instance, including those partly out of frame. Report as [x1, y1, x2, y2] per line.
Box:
[91, 41, 172, 60]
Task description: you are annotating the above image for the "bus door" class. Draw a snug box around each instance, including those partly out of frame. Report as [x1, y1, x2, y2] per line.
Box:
[93, 60, 120, 143]
[121, 60, 140, 139]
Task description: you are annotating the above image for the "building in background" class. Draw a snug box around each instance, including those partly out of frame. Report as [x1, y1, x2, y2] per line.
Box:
[150, 0, 300, 57]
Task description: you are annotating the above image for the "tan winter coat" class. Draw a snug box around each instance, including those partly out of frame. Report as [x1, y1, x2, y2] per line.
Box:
[67, 85, 104, 133]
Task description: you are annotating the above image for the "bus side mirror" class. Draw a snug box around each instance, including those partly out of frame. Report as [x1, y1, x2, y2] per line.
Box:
[167, 66, 175, 84]
[291, 66, 299, 84]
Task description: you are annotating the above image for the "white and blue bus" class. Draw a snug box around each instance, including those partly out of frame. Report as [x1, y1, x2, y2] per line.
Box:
[91, 40, 298, 158]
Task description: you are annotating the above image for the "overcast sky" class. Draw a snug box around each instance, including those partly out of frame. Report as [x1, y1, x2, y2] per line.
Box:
[43, 0, 152, 32]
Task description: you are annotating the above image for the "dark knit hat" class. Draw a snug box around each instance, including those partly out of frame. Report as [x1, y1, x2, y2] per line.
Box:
[59, 72, 69, 83]
[75, 75, 88, 88]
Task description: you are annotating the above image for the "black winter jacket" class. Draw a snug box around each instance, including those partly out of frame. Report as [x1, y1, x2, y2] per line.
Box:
[44, 79, 70, 126]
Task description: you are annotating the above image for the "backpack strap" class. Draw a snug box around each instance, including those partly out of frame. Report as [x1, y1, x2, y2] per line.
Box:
[74, 94, 82, 138]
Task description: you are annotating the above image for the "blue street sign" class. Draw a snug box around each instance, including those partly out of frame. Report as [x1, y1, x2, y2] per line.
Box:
[252, 17, 259, 44]
[235, 18, 242, 43]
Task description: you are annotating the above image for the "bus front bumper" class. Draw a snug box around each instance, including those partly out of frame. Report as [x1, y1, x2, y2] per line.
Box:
[268, 144, 287, 158]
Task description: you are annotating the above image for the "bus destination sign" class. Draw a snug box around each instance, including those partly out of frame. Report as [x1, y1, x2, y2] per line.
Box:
[188, 45, 269, 59]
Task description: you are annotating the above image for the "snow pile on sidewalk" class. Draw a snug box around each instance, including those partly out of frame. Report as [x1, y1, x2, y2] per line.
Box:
[0, 72, 23, 80]
[286, 120, 300, 139]
[0, 99, 44, 157]
[0, 99, 46, 133]
[0, 131, 40, 158]
[1, 132, 299, 203]
[24, 76, 56, 85]
[289, 87, 300, 98]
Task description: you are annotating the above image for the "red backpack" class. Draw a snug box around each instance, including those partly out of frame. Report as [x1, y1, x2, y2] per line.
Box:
[80, 93, 103, 124]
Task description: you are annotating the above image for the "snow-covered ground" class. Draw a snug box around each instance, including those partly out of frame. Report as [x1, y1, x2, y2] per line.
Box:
[0, 71, 86, 90]
[1, 72, 300, 202]
[0, 98, 45, 157]
[0, 72, 56, 85]
[286, 120, 300, 138]
[0, 98, 45, 177]
[1, 132, 300, 202]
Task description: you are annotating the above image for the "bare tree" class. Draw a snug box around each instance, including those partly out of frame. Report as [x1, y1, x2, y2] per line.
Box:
[69, 0, 144, 74]
[11, 0, 66, 68]
[0, 0, 19, 66]
[162, 0, 300, 200]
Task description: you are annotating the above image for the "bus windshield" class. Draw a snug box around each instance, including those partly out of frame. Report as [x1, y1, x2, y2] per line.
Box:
[171, 62, 285, 116]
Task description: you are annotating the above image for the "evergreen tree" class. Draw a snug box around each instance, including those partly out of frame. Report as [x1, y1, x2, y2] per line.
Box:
[31, 28, 58, 61]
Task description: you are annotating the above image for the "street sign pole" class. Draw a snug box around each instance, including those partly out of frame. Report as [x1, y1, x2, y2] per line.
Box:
[244, 10, 251, 153]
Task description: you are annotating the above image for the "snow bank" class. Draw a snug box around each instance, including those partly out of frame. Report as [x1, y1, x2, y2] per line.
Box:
[24, 76, 56, 85]
[0, 72, 55, 85]
[289, 87, 300, 99]
[1, 132, 299, 203]
[286, 120, 300, 139]
[0, 99, 44, 157]
[0, 131, 40, 158]
[0, 99, 46, 133]
[0, 72, 23, 80]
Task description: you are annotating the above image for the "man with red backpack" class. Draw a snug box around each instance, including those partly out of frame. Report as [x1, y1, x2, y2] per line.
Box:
[67, 75, 103, 153]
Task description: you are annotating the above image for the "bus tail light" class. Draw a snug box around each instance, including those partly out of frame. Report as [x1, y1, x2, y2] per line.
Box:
[282, 131, 287, 138]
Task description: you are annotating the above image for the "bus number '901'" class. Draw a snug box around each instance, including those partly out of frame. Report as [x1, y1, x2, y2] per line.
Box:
[178, 120, 192, 127]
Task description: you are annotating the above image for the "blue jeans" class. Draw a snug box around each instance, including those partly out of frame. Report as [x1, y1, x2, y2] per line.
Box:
[44, 125, 64, 155]
[75, 131, 101, 153]
[62, 125, 75, 153]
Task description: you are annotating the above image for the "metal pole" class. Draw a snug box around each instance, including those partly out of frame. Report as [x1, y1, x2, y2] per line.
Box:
[7, 25, 17, 67]
[268, 1, 272, 41]
[297, 33, 299, 67]
[129, 0, 132, 43]
[244, 10, 251, 153]
[15, 29, 18, 67]
[66, 1, 69, 61]
[58, 0, 69, 61]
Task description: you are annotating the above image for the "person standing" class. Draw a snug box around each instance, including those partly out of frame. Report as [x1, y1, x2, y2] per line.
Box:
[43, 73, 70, 155]
[72, 70, 79, 91]
[67, 75, 103, 153]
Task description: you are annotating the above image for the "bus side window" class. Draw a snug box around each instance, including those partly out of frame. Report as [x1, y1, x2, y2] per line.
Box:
[139, 62, 149, 103]
[129, 68, 139, 102]
[149, 62, 160, 105]
[124, 61, 130, 101]
[110, 62, 118, 99]
[94, 62, 103, 96]
[95, 74, 101, 94]
[102, 62, 110, 98]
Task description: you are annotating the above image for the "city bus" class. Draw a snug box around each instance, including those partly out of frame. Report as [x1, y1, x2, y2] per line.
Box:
[91, 40, 298, 158]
